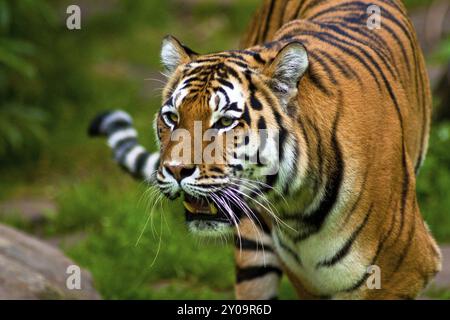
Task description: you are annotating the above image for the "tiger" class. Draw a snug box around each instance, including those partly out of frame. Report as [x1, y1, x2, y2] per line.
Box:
[89, 0, 442, 299]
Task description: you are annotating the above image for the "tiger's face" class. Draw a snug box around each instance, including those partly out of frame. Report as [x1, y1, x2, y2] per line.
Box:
[154, 36, 308, 236]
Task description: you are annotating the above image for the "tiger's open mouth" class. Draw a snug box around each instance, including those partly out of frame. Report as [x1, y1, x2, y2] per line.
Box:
[183, 193, 236, 229]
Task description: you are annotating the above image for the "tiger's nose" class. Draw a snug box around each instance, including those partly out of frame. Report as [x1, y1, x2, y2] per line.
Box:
[164, 163, 196, 182]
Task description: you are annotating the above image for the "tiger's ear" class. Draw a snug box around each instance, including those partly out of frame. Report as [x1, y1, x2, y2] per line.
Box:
[160, 35, 197, 75]
[264, 42, 309, 93]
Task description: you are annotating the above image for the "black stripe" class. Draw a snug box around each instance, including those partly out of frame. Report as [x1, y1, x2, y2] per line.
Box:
[244, 72, 263, 111]
[295, 103, 343, 241]
[300, 0, 327, 17]
[239, 50, 266, 64]
[372, 193, 397, 259]
[209, 166, 223, 174]
[185, 66, 204, 77]
[106, 120, 132, 135]
[320, 22, 398, 80]
[165, 74, 181, 97]
[290, 0, 306, 20]
[224, 64, 243, 82]
[257, 116, 267, 130]
[216, 87, 230, 106]
[134, 151, 150, 176]
[314, 1, 417, 61]
[339, 167, 369, 227]
[115, 139, 138, 164]
[192, 57, 221, 64]
[316, 204, 373, 268]
[213, 52, 245, 61]
[236, 266, 282, 283]
[343, 270, 371, 292]
[310, 30, 385, 89]
[283, 141, 299, 195]
[251, 211, 272, 234]
[241, 103, 251, 126]
[284, 31, 382, 91]
[308, 68, 332, 96]
[230, 163, 244, 171]
[89, 111, 114, 136]
[343, 236, 385, 293]
[343, 201, 396, 293]
[250, 95, 263, 110]
[306, 118, 324, 187]
[316, 49, 360, 82]
[308, 2, 352, 20]
[181, 77, 198, 87]
[379, 0, 404, 12]
[257, 119, 269, 166]
[235, 237, 273, 252]
[226, 59, 250, 70]
[273, 110, 287, 162]
[278, 238, 302, 265]
[393, 198, 416, 272]
[265, 173, 278, 188]
[338, 14, 412, 75]
[332, 19, 394, 65]
[260, 0, 276, 43]
[217, 77, 234, 89]
[114, 136, 137, 151]
[309, 51, 338, 85]
[223, 102, 241, 113]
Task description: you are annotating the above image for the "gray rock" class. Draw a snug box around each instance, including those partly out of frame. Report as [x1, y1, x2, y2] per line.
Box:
[420, 245, 450, 299]
[0, 224, 100, 300]
[431, 245, 450, 288]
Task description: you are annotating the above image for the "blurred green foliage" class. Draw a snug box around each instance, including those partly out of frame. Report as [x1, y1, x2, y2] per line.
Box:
[0, 0, 50, 158]
[403, 0, 431, 8]
[0, 0, 449, 299]
[418, 121, 450, 242]
[433, 35, 450, 64]
[0, 0, 95, 161]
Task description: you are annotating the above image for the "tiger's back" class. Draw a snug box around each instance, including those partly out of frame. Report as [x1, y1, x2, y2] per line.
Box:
[242, 0, 431, 173]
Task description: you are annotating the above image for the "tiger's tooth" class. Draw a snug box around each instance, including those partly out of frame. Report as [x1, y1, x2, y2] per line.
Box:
[209, 203, 218, 215]
[183, 201, 196, 214]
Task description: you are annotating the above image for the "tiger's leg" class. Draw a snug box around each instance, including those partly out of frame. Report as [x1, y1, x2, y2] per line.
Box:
[234, 215, 283, 300]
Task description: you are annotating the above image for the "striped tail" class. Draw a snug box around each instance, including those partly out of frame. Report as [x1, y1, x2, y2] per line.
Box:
[88, 110, 159, 183]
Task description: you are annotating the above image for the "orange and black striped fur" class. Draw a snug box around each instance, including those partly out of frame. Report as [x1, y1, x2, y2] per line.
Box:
[90, 0, 441, 299]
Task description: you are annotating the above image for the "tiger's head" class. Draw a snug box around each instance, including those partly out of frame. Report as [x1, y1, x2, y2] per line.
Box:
[155, 36, 309, 236]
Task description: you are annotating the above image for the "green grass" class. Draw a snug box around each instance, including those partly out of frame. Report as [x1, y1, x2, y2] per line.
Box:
[425, 287, 450, 300]
[417, 122, 450, 243]
[57, 179, 236, 299]
[19, 164, 298, 299]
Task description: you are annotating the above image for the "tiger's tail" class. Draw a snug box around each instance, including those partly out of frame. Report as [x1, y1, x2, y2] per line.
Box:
[88, 110, 159, 183]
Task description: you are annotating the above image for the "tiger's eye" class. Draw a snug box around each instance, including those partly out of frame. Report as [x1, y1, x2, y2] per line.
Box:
[219, 117, 234, 127]
[168, 112, 178, 123]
